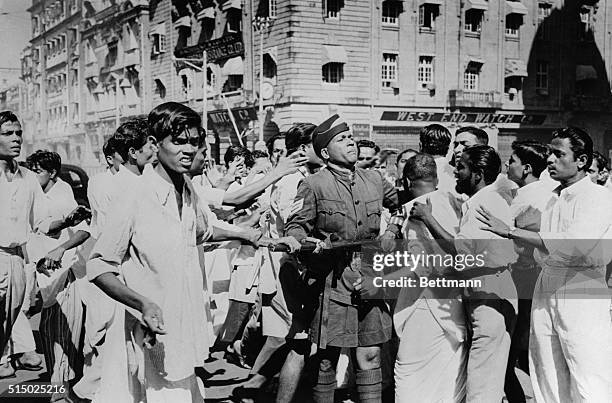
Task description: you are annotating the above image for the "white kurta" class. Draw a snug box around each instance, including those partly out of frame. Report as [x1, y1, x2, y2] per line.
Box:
[531, 176, 612, 403]
[394, 189, 466, 403]
[87, 165, 211, 402]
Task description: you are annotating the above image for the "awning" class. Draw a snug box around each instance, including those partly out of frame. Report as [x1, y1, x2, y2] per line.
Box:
[94, 45, 108, 65]
[465, 0, 489, 11]
[467, 56, 485, 65]
[197, 6, 215, 20]
[505, 59, 528, 77]
[419, 0, 443, 5]
[322, 45, 348, 65]
[266, 46, 278, 64]
[506, 1, 528, 15]
[174, 15, 191, 28]
[576, 65, 597, 81]
[150, 23, 166, 36]
[221, 0, 241, 11]
[222, 56, 244, 76]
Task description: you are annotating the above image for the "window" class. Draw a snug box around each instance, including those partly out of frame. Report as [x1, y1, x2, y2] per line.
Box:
[418, 56, 434, 89]
[180, 71, 193, 100]
[537, 3, 552, 39]
[579, 6, 594, 41]
[506, 14, 522, 37]
[269, 0, 277, 18]
[464, 9, 483, 34]
[322, 62, 343, 84]
[226, 9, 242, 33]
[207, 67, 217, 92]
[325, 0, 341, 19]
[263, 54, 277, 79]
[419, 4, 439, 30]
[464, 63, 480, 91]
[381, 53, 398, 88]
[504, 76, 522, 100]
[107, 42, 118, 67]
[224, 75, 243, 92]
[382, 1, 401, 26]
[536, 61, 548, 90]
[152, 33, 166, 54]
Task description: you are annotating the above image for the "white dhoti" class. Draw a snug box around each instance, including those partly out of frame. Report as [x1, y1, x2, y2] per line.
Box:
[395, 299, 467, 403]
[529, 268, 612, 403]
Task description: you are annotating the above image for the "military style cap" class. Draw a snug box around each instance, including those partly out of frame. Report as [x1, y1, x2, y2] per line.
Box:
[312, 114, 349, 158]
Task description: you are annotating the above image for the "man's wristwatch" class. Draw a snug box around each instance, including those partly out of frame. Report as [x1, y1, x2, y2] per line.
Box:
[506, 226, 517, 239]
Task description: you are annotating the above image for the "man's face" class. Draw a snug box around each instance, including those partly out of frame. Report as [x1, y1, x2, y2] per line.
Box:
[547, 137, 585, 182]
[453, 132, 479, 162]
[356, 146, 377, 169]
[272, 139, 286, 164]
[600, 167, 610, 185]
[111, 152, 123, 172]
[506, 153, 525, 184]
[157, 126, 199, 174]
[588, 159, 601, 184]
[454, 153, 477, 195]
[322, 131, 357, 166]
[396, 152, 417, 181]
[0, 121, 23, 160]
[31, 163, 54, 188]
[302, 143, 324, 167]
[134, 138, 158, 170]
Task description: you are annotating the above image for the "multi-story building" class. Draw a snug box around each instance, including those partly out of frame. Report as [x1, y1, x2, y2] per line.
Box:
[238, 0, 612, 164]
[26, 0, 83, 164]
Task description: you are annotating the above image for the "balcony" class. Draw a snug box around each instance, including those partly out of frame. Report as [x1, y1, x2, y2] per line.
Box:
[448, 89, 502, 109]
[46, 51, 67, 69]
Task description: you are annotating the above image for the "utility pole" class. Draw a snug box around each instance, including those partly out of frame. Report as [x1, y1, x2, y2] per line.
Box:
[252, 16, 274, 150]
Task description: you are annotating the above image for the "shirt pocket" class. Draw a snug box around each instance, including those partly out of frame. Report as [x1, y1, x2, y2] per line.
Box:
[365, 199, 382, 234]
[317, 199, 346, 234]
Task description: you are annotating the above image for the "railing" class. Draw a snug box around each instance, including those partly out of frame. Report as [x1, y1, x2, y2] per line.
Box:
[448, 89, 502, 109]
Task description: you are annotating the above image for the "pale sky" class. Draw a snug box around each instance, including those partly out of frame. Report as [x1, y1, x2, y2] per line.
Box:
[0, 0, 31, 83]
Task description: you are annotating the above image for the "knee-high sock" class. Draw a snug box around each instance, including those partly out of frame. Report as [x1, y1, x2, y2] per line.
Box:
[356, 367, 382, 403]
[312, 367, 336, 403]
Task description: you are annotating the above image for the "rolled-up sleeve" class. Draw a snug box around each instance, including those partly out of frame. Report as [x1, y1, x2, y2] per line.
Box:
[87, 194, 135, 281]
[284, 180, 316, 242]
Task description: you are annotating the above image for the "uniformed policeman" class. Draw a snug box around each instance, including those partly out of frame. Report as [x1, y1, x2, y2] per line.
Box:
[284, 114, 403, 403]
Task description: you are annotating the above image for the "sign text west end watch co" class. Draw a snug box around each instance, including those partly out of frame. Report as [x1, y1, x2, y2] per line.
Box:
[380, 111, 547, 126]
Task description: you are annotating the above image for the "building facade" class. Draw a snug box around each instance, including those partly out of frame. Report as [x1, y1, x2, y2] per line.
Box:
[20, 0, 612, 168]
[242, 0, 611, 164]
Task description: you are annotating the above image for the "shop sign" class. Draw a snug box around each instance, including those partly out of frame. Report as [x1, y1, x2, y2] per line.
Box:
[175, 33, 244, 63]
[380, 111, 547, 125]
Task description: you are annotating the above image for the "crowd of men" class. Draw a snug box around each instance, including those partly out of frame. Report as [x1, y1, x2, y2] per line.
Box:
[0, 104, 611, 403]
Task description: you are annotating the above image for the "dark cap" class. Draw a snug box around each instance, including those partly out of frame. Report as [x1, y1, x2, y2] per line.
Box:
[312, 114, 349, 158]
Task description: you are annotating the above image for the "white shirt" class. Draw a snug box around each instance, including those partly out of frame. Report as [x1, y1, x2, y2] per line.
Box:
[492, 173, 519, 206]
[535, 176, 612, 271]
[456, 184, 517, 268]
[434, 156, 456, 194]
[88, 166, 138, 238]
[0, 162, 51, 248]
[511, 180, 558, 232]
[395, 190, 464, 341]
[26, 178, 88, 307]
[268, 167, 308, 239]
[88, 164, 212, 380]
[191, 174, 226, 208]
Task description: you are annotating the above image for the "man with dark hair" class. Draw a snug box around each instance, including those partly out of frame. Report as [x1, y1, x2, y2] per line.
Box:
[102, 138, 122, 173]
[411, 144, 517, 402]
[285, 114, 403, 403]
[0, 111, 86, 371]
[395, 148, 418, 189]
[419, 124, 456, 194]
[356, 139, 380, 169]
[267, 134, 286, 166]
[369, 153, 466, 401]
[588, 151, 609, 186]
[453, 126, 489, 161]
[110, 118, 157, 175]
[503, 140, 556, 402]
[224, 146, 253, 182]
[479, 127, 612, 402]
[22, 150, 91, 391]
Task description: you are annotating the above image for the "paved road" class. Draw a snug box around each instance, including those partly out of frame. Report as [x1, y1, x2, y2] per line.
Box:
[0, 315, 534, 402]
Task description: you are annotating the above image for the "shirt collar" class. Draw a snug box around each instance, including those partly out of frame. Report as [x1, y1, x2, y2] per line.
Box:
[0, 160, 26, 180]
[143, 164, 192, 206]
[464, 183, 497, 210]
[327, 164, 355, 181]
[556, 175, 592, 198]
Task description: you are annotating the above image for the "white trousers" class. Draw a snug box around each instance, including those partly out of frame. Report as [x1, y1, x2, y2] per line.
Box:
[529, 268, 612, 403]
